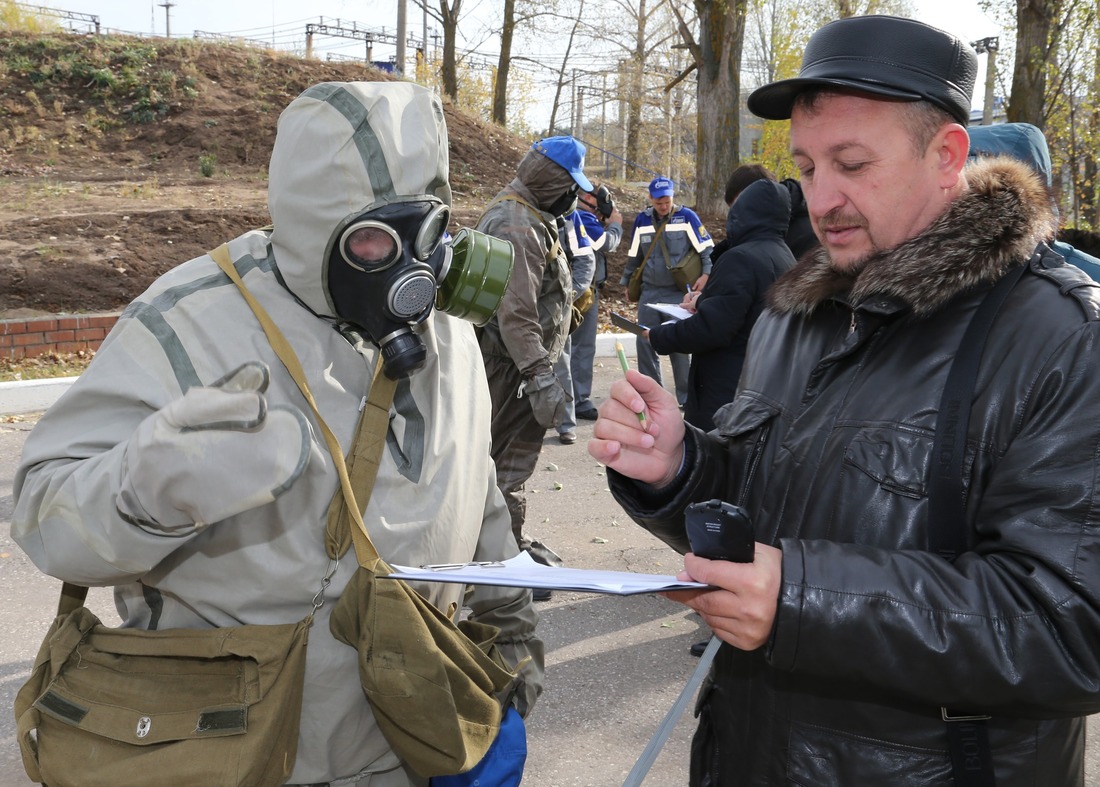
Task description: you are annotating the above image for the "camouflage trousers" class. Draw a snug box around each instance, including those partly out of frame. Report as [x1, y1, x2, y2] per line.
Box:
[483, 353, 561, 565]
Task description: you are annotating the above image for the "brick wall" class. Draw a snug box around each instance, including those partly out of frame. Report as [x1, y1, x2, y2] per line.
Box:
[0, 313, 121, 360]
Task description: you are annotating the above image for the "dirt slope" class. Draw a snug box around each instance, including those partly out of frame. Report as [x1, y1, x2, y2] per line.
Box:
[0, 31, 571, 318]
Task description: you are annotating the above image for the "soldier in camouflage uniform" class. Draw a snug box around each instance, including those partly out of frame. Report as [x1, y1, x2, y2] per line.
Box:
[477, 136, 591, 570]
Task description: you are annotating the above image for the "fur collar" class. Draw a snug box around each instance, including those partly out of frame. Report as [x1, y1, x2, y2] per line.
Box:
[768, 158, 1057, 317]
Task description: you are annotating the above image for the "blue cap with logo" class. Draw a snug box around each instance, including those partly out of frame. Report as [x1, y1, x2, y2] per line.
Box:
[648, 176, 674, 198]
[532, 136, 593, 192]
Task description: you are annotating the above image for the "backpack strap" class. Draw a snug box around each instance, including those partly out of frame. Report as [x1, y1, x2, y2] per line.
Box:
[480, 193, 562, 262]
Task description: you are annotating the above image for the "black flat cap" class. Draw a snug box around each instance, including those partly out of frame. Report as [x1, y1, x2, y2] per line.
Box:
[748, 15, 977, 125]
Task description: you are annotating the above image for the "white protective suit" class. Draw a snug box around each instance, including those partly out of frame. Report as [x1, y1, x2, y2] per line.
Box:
[12, 82, 543, 785]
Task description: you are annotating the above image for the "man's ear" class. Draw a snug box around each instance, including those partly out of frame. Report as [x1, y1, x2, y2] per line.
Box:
[934, 123, 970, 187]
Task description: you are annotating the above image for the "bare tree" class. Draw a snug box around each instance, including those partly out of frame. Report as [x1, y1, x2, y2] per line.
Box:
[667, 0, 748, 217]
[1006, 0, 1079, 128]
[546, 0, 586, 133]
[437, 0, 463, 102]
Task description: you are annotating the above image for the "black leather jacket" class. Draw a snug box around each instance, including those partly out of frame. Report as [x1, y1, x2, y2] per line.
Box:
[611, 159, 1100, 785]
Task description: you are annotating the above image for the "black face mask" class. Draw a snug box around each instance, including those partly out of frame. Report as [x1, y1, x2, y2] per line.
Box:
[547, 185, 579, 218]
[327, 200, 451, 379]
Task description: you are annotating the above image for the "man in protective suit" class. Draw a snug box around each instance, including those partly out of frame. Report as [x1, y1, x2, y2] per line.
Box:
[476, 136, 592, 572]
[12, 81, 543, 786]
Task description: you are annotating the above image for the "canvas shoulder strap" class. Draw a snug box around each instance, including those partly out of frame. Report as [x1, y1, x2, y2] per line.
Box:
[209, 244, 393, 574]
[481, 193, 563, 262]
[636, 216, 669, 275]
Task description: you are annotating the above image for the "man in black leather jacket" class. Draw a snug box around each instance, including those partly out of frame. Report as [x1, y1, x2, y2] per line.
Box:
[589, 15, 1100, 787]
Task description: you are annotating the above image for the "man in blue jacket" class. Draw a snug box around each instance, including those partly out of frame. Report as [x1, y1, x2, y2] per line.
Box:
[620, 177, 713, 407]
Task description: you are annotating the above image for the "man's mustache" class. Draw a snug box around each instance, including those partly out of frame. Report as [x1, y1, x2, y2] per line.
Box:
[817, 209, 868, 232]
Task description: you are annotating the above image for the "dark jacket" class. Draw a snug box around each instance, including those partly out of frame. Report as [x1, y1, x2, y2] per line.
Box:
[712, 178, 817, 262]
[779, 177, 818, 259]
[648, 180, 795, 431]
[611, 159, 1100, 785]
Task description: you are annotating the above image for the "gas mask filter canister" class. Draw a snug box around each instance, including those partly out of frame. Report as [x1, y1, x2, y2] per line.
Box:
[328, 199, 514, 379]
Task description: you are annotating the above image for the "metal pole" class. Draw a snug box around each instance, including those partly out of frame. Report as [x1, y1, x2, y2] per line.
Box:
[983, 48, 997, 125]
[970, 37, 999, 126]
[576, 87, 585, 140]
[396, 0, 407, 75]
[157, 1, 174, 37]
[601, 73, 609, 179]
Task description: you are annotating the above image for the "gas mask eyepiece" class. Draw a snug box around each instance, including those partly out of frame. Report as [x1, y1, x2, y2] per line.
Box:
[328, 200, 513, 380]
[339, 201, 450, 271]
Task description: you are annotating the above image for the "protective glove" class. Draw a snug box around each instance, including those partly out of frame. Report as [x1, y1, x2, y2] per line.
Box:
[520, 371, 570, 429]
[117, 362, 312, 533]
[567, 303, 585, 334]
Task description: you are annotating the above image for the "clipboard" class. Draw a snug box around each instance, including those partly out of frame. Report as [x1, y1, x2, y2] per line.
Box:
[610, 311, 647, 336]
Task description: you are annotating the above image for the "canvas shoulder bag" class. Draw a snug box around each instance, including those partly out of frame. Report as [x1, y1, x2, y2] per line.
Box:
[656, 214, 701, 290]
[15, 587, 310, 787]
[209, 244, 522, 779]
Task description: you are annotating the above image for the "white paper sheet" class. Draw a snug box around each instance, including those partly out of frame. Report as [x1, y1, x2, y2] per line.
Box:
[650, 302, 694, 321]
[384, 551, 708, 596]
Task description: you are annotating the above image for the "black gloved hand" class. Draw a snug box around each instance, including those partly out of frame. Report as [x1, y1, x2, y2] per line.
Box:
[521, 372, 570, 429]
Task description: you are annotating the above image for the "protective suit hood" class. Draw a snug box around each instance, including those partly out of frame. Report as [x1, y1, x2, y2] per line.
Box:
[515, 148, 578, 215]
[268, 82, 452, 318]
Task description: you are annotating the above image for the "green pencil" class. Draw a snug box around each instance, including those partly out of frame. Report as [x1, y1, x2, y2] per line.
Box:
[615, 340, 647, 424]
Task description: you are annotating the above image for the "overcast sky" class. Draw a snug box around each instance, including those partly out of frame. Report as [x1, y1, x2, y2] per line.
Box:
[41, 0, 1006, 58]
[37, 0, 1007, 127]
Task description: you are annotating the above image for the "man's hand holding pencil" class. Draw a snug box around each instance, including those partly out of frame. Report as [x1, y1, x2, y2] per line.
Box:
[587, 345, 687, 487]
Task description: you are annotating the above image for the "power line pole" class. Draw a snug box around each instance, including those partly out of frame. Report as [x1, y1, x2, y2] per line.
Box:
[158, 1, 175, 38]
[971, 37, 999, 125]
[396, 0, 407, 75]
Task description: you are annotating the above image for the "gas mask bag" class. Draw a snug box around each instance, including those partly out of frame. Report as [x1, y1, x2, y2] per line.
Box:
[327, 198, 513, 379]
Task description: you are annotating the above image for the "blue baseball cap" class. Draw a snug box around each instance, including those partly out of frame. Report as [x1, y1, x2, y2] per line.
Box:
[649, 176, 674, 198]
[532, 136, 593, 192]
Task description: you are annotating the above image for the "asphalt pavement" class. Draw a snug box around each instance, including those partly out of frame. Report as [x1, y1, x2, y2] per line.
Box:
[2, 355, 1098, 786]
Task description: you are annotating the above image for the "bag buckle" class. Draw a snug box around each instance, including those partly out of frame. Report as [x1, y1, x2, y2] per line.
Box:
[941, 707, 992, 722]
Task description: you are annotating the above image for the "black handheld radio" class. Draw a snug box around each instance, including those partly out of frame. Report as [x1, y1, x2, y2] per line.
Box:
[685, 499, 755, 563]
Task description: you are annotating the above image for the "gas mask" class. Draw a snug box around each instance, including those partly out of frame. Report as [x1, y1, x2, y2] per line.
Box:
[327, 199, 513, 379]
[546, 184, 580, 218]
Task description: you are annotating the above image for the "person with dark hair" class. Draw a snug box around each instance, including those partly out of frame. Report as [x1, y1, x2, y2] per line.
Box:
[592, 15, 1100, 785]
[724, 163, 775, 206]
[711, 164, 776, 260]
